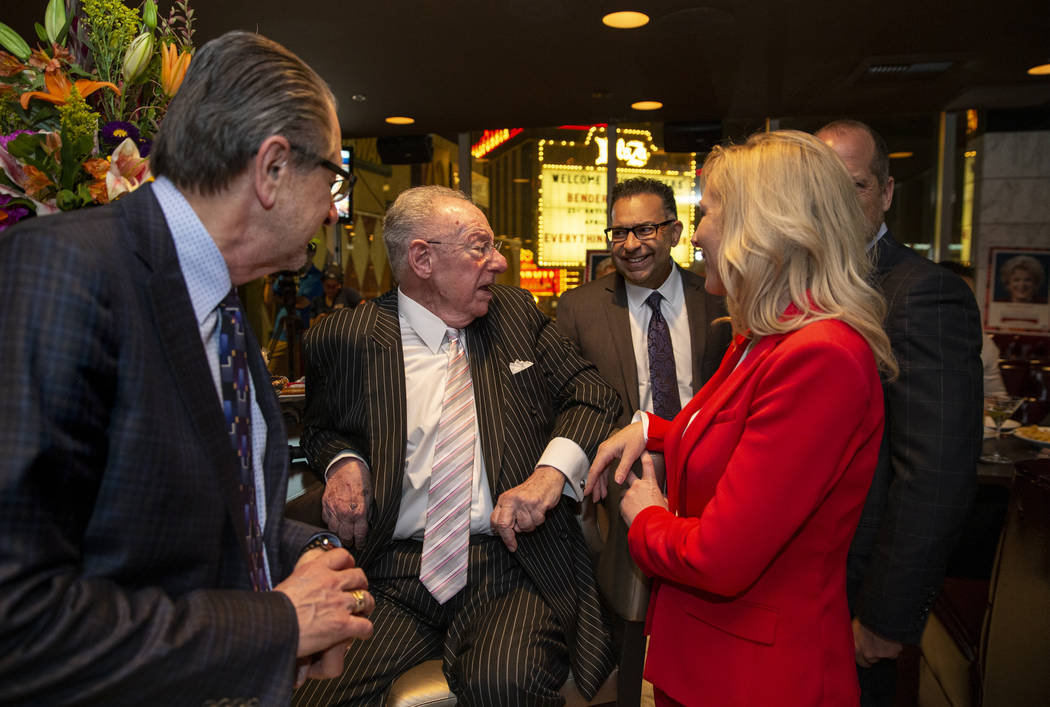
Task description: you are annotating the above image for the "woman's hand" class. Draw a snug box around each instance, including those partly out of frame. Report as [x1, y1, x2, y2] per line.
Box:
[584, 421, 647, 502]
[620, 451, 669, 526]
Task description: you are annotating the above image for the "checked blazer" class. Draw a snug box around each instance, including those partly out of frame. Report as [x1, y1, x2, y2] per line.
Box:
[847, 231, 984, 643]
[0, 185, 317, 705]
[300, 284, 621, 698]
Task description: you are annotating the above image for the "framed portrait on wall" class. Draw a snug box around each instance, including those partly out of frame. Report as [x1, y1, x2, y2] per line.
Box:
[986, 247, 1050, 332]
[585, 249, 614, 282]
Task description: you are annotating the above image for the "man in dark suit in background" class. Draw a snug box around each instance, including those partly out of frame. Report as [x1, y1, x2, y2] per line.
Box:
[555, 177, 730, 701]
[293, 185, 620, 706]
[0, 31, 373, 705]
[817, 120, 983, 706]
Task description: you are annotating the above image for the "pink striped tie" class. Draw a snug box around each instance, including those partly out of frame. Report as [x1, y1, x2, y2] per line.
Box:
[420, 329, 475, 604]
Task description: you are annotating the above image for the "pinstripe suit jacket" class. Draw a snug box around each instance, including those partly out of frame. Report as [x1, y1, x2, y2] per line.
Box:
[301, 284, 620, 698]
[0, 185, 317, 705]
[847, 231, 983, 643]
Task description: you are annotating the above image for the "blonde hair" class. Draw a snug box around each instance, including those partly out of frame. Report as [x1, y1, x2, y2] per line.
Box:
[700, 130, 897, 377]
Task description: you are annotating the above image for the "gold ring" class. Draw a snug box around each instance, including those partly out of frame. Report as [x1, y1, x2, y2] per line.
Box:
[350, 589, 366, 613]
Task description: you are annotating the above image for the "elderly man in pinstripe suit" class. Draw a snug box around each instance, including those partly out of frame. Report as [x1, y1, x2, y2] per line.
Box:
[293, 185, 621, 706]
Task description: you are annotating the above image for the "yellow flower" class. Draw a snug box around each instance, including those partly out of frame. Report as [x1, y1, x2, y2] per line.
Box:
[19, 68, 119, 109]
[160, 42, 191, 97]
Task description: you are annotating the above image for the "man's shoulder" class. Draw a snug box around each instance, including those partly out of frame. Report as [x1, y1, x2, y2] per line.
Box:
[558, 274, 619, 307]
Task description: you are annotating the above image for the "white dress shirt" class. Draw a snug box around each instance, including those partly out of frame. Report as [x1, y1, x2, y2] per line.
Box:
[625, 266, 695, 414]
[328, 288, 589, 539]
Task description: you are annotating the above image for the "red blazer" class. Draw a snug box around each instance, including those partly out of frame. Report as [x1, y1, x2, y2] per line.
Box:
[628, 318, 884, 706]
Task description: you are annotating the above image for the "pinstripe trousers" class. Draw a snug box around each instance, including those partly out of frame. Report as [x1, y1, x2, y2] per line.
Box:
[292, 536, 569, 707]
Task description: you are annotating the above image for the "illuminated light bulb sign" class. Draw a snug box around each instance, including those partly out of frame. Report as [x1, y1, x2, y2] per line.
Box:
[535, 127, 697, 268]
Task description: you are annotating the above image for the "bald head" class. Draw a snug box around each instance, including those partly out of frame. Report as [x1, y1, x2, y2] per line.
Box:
[816, 120, 894, 235]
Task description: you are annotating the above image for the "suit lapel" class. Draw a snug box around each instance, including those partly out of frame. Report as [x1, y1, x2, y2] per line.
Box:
[132, 195, 252, 569]
[466, 317, 506, 496]
[607, 275, 641, 414]
[666, 333, 781, 514]
[680, 267, 708, 395]
[366, 294, 408, 554]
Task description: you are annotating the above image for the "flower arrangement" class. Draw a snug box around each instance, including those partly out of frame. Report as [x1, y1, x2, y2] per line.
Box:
[0, 0, 195, 230]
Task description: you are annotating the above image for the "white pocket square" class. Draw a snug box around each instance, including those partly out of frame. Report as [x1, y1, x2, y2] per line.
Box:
[509, 359, 534, 375]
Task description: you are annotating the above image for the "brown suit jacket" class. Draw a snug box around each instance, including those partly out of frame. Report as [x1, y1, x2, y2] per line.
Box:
[556, 266, 730, 428]
[556, 265, 731, 620]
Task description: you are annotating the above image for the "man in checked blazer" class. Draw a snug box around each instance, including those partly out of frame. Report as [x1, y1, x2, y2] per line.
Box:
[817, 120, 983, 706]
[293, 185, 621, 706]
[0, 32, 372, 705]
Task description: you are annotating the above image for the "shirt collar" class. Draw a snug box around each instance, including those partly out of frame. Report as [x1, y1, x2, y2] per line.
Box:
[625, 263, 683, 310]
[867, 222, 888, 251]
[152, 176, 232, 324]
[398, 287, 457, 353]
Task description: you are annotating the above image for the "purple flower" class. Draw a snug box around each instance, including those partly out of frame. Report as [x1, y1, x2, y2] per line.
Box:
[100, 121, 141, 149]
[137, 137, 152, 157]
[0, 130, 34, 151]
[0, 193, 33, 232]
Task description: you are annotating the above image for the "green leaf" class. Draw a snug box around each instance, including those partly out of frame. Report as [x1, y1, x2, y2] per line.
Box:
[34, 22, 47, 44]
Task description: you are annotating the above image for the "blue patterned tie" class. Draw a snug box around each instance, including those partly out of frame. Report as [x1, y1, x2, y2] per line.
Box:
[646, 291, 681, 420]
[218, 289, 269, 591]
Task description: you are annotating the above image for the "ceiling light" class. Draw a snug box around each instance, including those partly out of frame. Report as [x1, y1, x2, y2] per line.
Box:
[888, 151, 914, 159]
[631, 100, 663, 111]
[385, 116, 415, 125]
[351, 94, 367, 102]
[1028, 63, 1050, 76]
[602, 11, 649, 29]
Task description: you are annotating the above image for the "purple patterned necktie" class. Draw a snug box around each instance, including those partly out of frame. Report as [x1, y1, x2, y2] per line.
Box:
[218, 289, 269, 591]
[646, 291, 681, 420]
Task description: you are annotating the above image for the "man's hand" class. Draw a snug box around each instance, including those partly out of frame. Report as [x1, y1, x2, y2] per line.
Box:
[491, 465, 565, 552]
[323, 458, 372, 547]
[274, 547, 374, 659]
[852, 617, 903, 668]
[584, 421, 646, 502]
[619, 451, 668, 527]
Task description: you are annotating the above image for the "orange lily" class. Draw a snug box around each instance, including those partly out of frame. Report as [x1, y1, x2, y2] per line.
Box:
[160, 42, 191, 97]
[19, 69, 119, 110]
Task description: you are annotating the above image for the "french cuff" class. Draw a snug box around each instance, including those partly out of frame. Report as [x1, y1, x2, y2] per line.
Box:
[537, 436, 588, 501]
[326, 451, 369, 482]
[631, 410, 650, 442]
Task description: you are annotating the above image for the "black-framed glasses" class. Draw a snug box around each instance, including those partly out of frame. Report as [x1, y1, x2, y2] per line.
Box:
[291, 145, 356, 199]
[604, 219, 675, 243]
[426, 239, 505, 260]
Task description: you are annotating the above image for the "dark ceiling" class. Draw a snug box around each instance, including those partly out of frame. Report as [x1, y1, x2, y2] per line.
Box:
[6, 0, 1050, 142]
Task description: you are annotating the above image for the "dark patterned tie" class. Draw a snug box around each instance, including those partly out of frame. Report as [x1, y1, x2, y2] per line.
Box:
[218, 289, 269, 591]
[646, 291, 681, 420]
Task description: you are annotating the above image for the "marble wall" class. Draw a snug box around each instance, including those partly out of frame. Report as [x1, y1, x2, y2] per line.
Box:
[972, 130, 1050, 332]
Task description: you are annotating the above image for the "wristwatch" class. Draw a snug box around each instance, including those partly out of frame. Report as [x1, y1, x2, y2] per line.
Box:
[301, 532, 342, 555]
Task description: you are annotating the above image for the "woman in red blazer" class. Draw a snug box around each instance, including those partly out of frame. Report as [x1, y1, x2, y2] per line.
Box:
[587, 130, 898, 707]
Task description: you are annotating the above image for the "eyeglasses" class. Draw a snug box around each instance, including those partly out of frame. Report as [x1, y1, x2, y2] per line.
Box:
[426, 239, 505, 260]
[291, 144, 356, 199]
[604, 219, 675, 243]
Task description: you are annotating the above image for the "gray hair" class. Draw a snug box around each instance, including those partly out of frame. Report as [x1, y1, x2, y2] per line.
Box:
[151, 31, 337, 195]
[816, 119, 890, 191]
[384, 186, 472, 279]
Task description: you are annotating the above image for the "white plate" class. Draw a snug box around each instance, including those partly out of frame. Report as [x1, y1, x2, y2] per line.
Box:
[1012, 426, 1050, 448]
[984, 417, 1021, 431]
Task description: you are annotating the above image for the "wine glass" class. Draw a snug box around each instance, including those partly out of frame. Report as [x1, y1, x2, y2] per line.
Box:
[981, 395, 1025, 464]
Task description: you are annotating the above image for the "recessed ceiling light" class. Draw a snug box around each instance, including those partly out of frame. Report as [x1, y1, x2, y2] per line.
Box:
[351, 94, 367, 102]
[630, 100, 663, 111]
[888, 151, 914, 159]
[1028, 63, 1050, 76]
[602, 11, 649, 29]
[385, 116, 415, 125]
